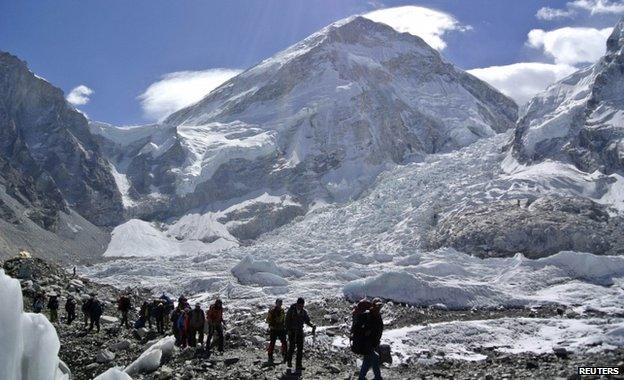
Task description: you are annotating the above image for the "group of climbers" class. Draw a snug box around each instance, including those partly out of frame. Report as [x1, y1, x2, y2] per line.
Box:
[136, 295, 172, 333]
[34, 286, 386, 378]
[170, 297, 225, 352]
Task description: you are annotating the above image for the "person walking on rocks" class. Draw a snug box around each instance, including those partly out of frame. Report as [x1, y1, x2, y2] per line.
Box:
[266, 298, 288, 364]
[82, 295, 93, 329]
[47, 293, 59, 323]
[117, 293, 132, 329]
[206, 299, 225, 353]
[65, 295, 77, 325]
[351, 298, 384, 380]
[171, 304, 183, 345]
[285, 297, 316, 373]
[189, 303, 205, 347]
[33, 293, 45, 313]
[177, 307, 191, 348]
[88, 294, 103, 333]
[153, 300, 166, 334]
[160, 293, 173, 327]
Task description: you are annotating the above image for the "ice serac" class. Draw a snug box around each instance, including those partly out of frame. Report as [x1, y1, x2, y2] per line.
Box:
[0, 52, 123, 227]
[94, 16, 517, 244]
[511, 17, 624, 175]
[0, 269, 65, 380]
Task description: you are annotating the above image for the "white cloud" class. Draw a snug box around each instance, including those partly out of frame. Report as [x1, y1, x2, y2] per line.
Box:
[468, 63, 577, 105]
[363, 6, 470, 50]
[569, 0, 624, 14]
[139, 68, 242, 121]
[536, 0, 624, 20]
[527, 26, 613, 65]
[536, 7, 576, 20]
[66, 85, 93, 106]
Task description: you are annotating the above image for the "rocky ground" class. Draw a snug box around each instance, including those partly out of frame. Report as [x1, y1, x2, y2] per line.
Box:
[3, 256, 624, 380]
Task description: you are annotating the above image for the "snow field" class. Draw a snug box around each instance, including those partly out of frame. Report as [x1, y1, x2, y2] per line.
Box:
[84, 132, 624, 364]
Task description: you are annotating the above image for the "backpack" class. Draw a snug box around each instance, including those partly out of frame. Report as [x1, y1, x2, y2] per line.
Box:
[350, 312, 372, 355]
[33, 299, 44, 313]
[48, 298, 59, 310]
[177, 313, 187, 331]
[266, 307, 276, 326]
[91, 300, 103, 317]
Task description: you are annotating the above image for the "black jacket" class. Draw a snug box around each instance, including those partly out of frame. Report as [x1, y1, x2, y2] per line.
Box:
[89, 299, 103, 318]
[47, 297, 59, 310]
[285, 304, 312, 331]
[65, 299, 76, 313]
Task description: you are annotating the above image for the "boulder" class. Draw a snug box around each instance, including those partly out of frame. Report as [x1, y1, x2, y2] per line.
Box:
[96, 349, 115, 363]
[101, 316, 119, 324]
[109, 340, 132, 352]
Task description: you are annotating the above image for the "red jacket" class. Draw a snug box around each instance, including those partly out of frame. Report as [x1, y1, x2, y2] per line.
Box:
[206, 305, 223, 325]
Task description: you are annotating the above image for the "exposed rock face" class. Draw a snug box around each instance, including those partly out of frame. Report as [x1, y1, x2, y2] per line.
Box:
[0, 52, 123, 228]
[427, 196, 624, 258]
[511, 17, 624, 175]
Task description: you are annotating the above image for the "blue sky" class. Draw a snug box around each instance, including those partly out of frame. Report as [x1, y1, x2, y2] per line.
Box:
[1, 0, 622, 124]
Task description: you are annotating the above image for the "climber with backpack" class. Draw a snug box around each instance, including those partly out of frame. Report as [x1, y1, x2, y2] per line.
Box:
[117, 293, 132, 329]
[351, 298, 384, 380]
[285, 297, 316, 373]
[188, 303, 205, 347]
[266, 298, 288, 364]
[206, 299, 226, 353]
[65, 295, 77, 325]
[33, 293, 45, 313]
[88, 294, 103, 333]
[47, 293, 59, 323]
[176, 307, 191, 348]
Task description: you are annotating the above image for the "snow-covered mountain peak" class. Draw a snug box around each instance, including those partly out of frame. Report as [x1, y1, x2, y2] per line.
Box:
[511, 16, 624, 177]
[94, 15, 517, 248]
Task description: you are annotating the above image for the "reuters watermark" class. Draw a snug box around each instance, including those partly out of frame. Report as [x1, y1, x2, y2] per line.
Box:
[577, 367, 620, 376]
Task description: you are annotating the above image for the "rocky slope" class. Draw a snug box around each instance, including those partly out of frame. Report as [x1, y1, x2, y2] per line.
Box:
[93, 16, 517, 248]
[4, 256, 623, 380]
[427, 195, 624, 258]
[0, 52, 121, 262]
